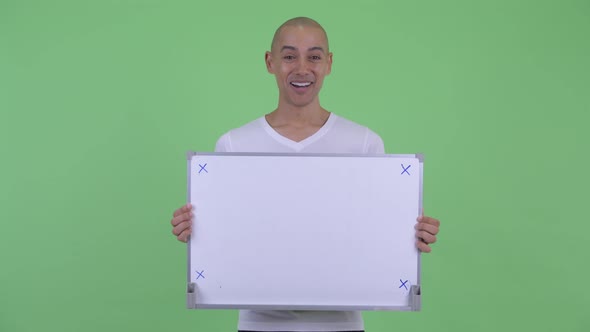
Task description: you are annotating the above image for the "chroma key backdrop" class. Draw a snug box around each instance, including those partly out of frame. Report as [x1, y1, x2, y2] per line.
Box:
[1, 1, 588, 331]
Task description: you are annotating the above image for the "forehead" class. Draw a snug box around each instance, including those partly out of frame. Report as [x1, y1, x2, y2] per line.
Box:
[274, 25, 328, 52]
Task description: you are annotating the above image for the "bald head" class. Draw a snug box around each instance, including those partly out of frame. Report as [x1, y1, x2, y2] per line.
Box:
[270, 17, 329, 52]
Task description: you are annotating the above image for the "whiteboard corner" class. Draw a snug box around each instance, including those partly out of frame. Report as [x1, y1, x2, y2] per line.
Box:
[187, 151, 197, 160]
[410, 284, 421, 311]
[187, 283, 197, 309]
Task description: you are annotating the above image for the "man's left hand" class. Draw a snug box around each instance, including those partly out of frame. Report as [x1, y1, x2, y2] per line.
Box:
[415, 214, 440, 253]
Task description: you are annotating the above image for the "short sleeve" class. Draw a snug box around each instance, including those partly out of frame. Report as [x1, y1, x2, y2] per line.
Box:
[365, 129, 385, 154]
[214, 133, 231, 152]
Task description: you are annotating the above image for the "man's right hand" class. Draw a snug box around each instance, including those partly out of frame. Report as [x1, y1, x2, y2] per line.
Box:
[171, 203, 192, 242]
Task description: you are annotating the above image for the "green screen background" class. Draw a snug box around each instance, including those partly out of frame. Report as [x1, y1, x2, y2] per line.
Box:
[1, 0, 589, 331]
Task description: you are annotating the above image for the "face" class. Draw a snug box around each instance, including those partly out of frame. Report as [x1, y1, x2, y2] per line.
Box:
[265, 25, 333, 108]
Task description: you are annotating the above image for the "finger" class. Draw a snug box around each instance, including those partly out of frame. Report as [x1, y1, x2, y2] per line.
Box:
[416, 208, 424, 222]
[171, 211, 192, 227]
[178, 228, 192, 243]
[172, 203, 192, 218]
[417, 215, 440, 227]
[414, 222, 439, 235]
[416, 230, 437, 244]
[173, 203, 192, 218]
[172, 220, 191, 236]
[416, 240, 431, 253]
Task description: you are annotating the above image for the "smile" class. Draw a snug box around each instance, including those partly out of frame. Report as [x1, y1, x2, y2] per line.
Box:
[290, 82, 313, 87]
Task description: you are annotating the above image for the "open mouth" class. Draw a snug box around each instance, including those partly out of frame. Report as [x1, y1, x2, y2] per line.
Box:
[290, 81, 313, 88]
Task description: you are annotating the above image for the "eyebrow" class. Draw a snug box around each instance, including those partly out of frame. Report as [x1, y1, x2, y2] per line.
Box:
[280, 45, 325, 53]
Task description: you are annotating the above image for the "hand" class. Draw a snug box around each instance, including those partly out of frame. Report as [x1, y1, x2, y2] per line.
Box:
[414, 211, 440, 253]
[171, 203, 193, 243]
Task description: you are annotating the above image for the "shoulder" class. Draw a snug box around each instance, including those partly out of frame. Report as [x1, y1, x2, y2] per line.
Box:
[331, 114, 378, 137]
[214, 117, 266, 152]
[330, 114, 385, 154]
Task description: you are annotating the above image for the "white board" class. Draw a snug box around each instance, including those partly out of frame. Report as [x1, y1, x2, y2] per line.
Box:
[187, 152, 423, 311]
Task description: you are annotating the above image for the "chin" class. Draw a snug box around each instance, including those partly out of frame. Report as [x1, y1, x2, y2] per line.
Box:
[287, 95, 317, 107]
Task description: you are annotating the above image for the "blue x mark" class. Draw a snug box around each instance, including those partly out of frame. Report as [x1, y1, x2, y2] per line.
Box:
[399, 279, 409, 290]
[401, 164, 411, 176]
[196, 270, 205, 280]
[198, 163, 208, 174]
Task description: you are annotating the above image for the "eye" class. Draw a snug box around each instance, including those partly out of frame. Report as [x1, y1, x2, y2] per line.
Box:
[283, 55, 296, 61]
[310, 55, 321, 61]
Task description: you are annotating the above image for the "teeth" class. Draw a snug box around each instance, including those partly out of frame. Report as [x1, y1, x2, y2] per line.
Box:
[291, 82, 311, 87]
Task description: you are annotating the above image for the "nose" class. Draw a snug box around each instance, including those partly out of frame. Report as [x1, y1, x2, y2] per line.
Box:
[294, 56, 310, 74]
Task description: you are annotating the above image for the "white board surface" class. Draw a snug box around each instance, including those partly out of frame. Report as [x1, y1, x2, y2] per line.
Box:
[187, 152, 423, 311]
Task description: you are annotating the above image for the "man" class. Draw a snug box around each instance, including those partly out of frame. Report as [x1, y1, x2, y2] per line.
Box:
[171, 17, 440, 332]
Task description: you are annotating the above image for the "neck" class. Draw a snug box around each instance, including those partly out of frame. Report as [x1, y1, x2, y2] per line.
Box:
[267, 100, 329, 127]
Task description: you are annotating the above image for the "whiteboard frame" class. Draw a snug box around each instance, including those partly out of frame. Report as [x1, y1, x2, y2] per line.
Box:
[186, 152, 423, 311]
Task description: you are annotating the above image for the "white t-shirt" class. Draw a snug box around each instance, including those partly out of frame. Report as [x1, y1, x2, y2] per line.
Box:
[214, 113, 385, 332]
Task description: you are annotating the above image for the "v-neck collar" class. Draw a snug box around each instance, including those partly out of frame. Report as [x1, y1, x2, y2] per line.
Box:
[260, 113, 337, 152]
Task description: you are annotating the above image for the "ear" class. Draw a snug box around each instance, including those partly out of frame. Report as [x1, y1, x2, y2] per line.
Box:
[326, 52, 333, 75]
[265, 51, 274, 74]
